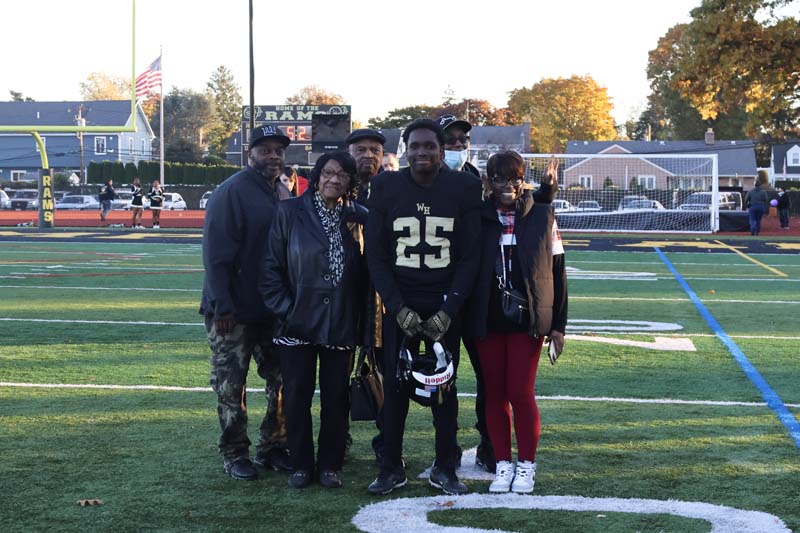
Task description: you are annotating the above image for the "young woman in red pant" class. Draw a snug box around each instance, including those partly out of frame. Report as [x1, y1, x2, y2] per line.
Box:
[464, 151, 567, 493]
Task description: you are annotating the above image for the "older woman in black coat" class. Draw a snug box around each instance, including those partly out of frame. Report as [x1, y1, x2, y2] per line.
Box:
[259, 151, 367, 489]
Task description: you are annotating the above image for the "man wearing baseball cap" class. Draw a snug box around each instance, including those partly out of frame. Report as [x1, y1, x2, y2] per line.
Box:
[435, 114, 494, 472]
[436, 114, 480, 177]
[201, 124, 293, 480]
[347, 128, 386, 206]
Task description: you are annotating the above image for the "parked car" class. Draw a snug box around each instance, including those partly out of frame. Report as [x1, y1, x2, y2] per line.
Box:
[10, 190, 39, 210]
[623, 199, 665, 210]
[617, 195, 649, 211]
[0, 190, 10, 209]
[112, 191, 133, 210]
[576, 200, 602, 212]
[679, 192, 739, 211]
[162, 192, 187, 210]
[53, 191, 70, 202]
[55, 195, 100, 210]
[199, 190, 213, 209]
[553, 199, 576, 213]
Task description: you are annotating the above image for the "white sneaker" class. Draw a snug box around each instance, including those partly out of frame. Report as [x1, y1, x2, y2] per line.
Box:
[153, 224, 160, 229]
[489, 461, 515, 493]
[511, 460, 536, 493]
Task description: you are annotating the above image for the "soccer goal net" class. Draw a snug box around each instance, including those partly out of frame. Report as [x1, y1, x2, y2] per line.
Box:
[521, 153, 725, 233]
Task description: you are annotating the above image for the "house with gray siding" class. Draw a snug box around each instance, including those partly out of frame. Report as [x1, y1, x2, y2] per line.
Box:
[0, 100, 155, 183]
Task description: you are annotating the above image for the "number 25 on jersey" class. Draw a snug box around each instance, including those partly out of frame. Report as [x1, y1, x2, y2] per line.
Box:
[393, 216, 454, 269]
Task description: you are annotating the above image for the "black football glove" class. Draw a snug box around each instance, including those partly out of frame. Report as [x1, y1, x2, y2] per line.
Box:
[422, 310, 451, 342]
[396, 306, 423, 337]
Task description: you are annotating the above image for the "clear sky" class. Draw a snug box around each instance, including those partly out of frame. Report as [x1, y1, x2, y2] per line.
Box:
[0, 0, 704, 125]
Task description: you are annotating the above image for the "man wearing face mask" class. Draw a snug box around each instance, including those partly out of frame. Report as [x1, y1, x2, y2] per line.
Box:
[347, 128, 386, 206]
[435, 113, 493, 473]
[437, 114, 480, 178]
[201, 124, 292, 480]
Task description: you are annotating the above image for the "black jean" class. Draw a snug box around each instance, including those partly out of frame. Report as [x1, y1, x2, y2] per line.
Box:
[463, 335, 490, 447]
[380, 311, 461, 475]
[277, 344, 351, 473]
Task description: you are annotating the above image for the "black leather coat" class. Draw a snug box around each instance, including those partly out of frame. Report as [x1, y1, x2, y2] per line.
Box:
[259, 191, 368, 346]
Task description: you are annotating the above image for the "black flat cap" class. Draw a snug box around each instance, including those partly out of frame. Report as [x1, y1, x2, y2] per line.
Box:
[346, 128, 386, 145]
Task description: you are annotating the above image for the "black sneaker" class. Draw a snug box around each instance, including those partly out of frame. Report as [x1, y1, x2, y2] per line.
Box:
[288, 470, 312, 489]
[454, 444, 463, 469]
[254, 447, 293, 472]
[319, 470, 343, 489]
[475, 442, 496, 473]
[428, 466, 467, 495]
[223, 458, 258, 481]
[367, 470, 407, 495]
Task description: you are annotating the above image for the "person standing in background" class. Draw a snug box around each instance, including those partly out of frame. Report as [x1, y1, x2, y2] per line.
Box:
[147, 180, 164, 229]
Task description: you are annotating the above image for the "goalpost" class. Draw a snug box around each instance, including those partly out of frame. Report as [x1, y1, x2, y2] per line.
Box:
[521, 153, 721, 233]
[0, 0, 139, 228]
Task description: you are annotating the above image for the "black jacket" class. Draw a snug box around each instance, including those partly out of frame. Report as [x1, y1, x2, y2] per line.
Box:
[200, 166, 281, 323]
[465, 190, 568, 339]
[100, 184, 116, 202]
[259, 191, 368, 346]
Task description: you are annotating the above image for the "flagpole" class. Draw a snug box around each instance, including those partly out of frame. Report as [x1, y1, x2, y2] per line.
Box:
[159, 45, 165, 187]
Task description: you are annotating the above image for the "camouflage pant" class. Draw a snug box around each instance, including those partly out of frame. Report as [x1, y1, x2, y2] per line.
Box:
[206, 318, 287, 461]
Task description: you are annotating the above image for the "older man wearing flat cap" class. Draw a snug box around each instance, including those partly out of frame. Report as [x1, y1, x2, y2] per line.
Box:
[201, 124, 293, 480]
[347, 128, 386, 206]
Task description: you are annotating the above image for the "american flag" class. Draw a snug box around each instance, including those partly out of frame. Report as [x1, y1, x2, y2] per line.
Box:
[135, 56, 162, 98]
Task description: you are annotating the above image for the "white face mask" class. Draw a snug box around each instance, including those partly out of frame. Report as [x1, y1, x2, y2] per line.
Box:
[444, 149, 469, 171]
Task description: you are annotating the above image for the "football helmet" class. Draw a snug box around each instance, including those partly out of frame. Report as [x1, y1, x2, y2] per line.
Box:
[397, 336, 455, 406]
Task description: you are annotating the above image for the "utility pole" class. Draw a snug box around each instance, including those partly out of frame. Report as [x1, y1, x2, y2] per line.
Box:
[76, 104, 86, 183]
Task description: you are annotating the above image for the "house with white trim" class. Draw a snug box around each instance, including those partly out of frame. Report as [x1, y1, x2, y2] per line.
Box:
[0, 100, 155, 183]
[564, 132, 758, 191]
[771, 140, 800, 183]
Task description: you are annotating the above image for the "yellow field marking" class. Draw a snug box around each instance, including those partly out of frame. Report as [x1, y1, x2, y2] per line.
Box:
[712, 240, 788, 278]
[766, 242, 800, 251]
[0, 231, 98, 238]
[563, 239, 590, 247]
[618, 240, 739, 250]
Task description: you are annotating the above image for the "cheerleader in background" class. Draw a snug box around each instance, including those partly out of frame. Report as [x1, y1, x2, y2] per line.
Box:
[148, 180, 164, 229]
[130, 178, 144, 229]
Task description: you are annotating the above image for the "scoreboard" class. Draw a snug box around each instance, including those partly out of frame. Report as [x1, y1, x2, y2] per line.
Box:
[241, 104, 351, 166]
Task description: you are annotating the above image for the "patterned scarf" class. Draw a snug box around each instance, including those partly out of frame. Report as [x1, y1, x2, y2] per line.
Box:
[313, 191, 344, 286]
[497, 209, 516, 245]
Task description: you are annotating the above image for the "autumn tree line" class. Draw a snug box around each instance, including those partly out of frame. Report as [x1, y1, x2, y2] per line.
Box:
[8, 0, 798, 167]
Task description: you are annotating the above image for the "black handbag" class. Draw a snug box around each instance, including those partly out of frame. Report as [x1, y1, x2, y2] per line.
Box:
[349, 348, 382, 421]
[500, 286, 530, 326]
[496, 249, 530, 327]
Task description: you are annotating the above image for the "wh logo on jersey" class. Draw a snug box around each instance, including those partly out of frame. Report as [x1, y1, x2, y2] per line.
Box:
[416, 203, 430, 215]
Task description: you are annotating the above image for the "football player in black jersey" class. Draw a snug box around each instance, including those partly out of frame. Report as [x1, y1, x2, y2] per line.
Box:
[365, 118, 481, 495]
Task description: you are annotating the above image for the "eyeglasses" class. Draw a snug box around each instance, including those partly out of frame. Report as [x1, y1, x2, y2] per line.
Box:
[321, 169, 351, 180]
[445, 135, 470, 145]
[490, 176, 524, 186]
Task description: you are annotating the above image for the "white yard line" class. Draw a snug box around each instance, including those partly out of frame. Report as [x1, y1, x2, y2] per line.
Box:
[0, 285, 201, 292]
[0, 318, 201, 326]
[571, 296, 800, 304]
[1, 382, 797, 408]
[1, 317, 797, 341]
[3, 288, 796, 305]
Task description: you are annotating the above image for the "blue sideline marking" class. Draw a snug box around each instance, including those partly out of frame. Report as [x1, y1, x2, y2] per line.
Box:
[655, 247, 800, 449]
